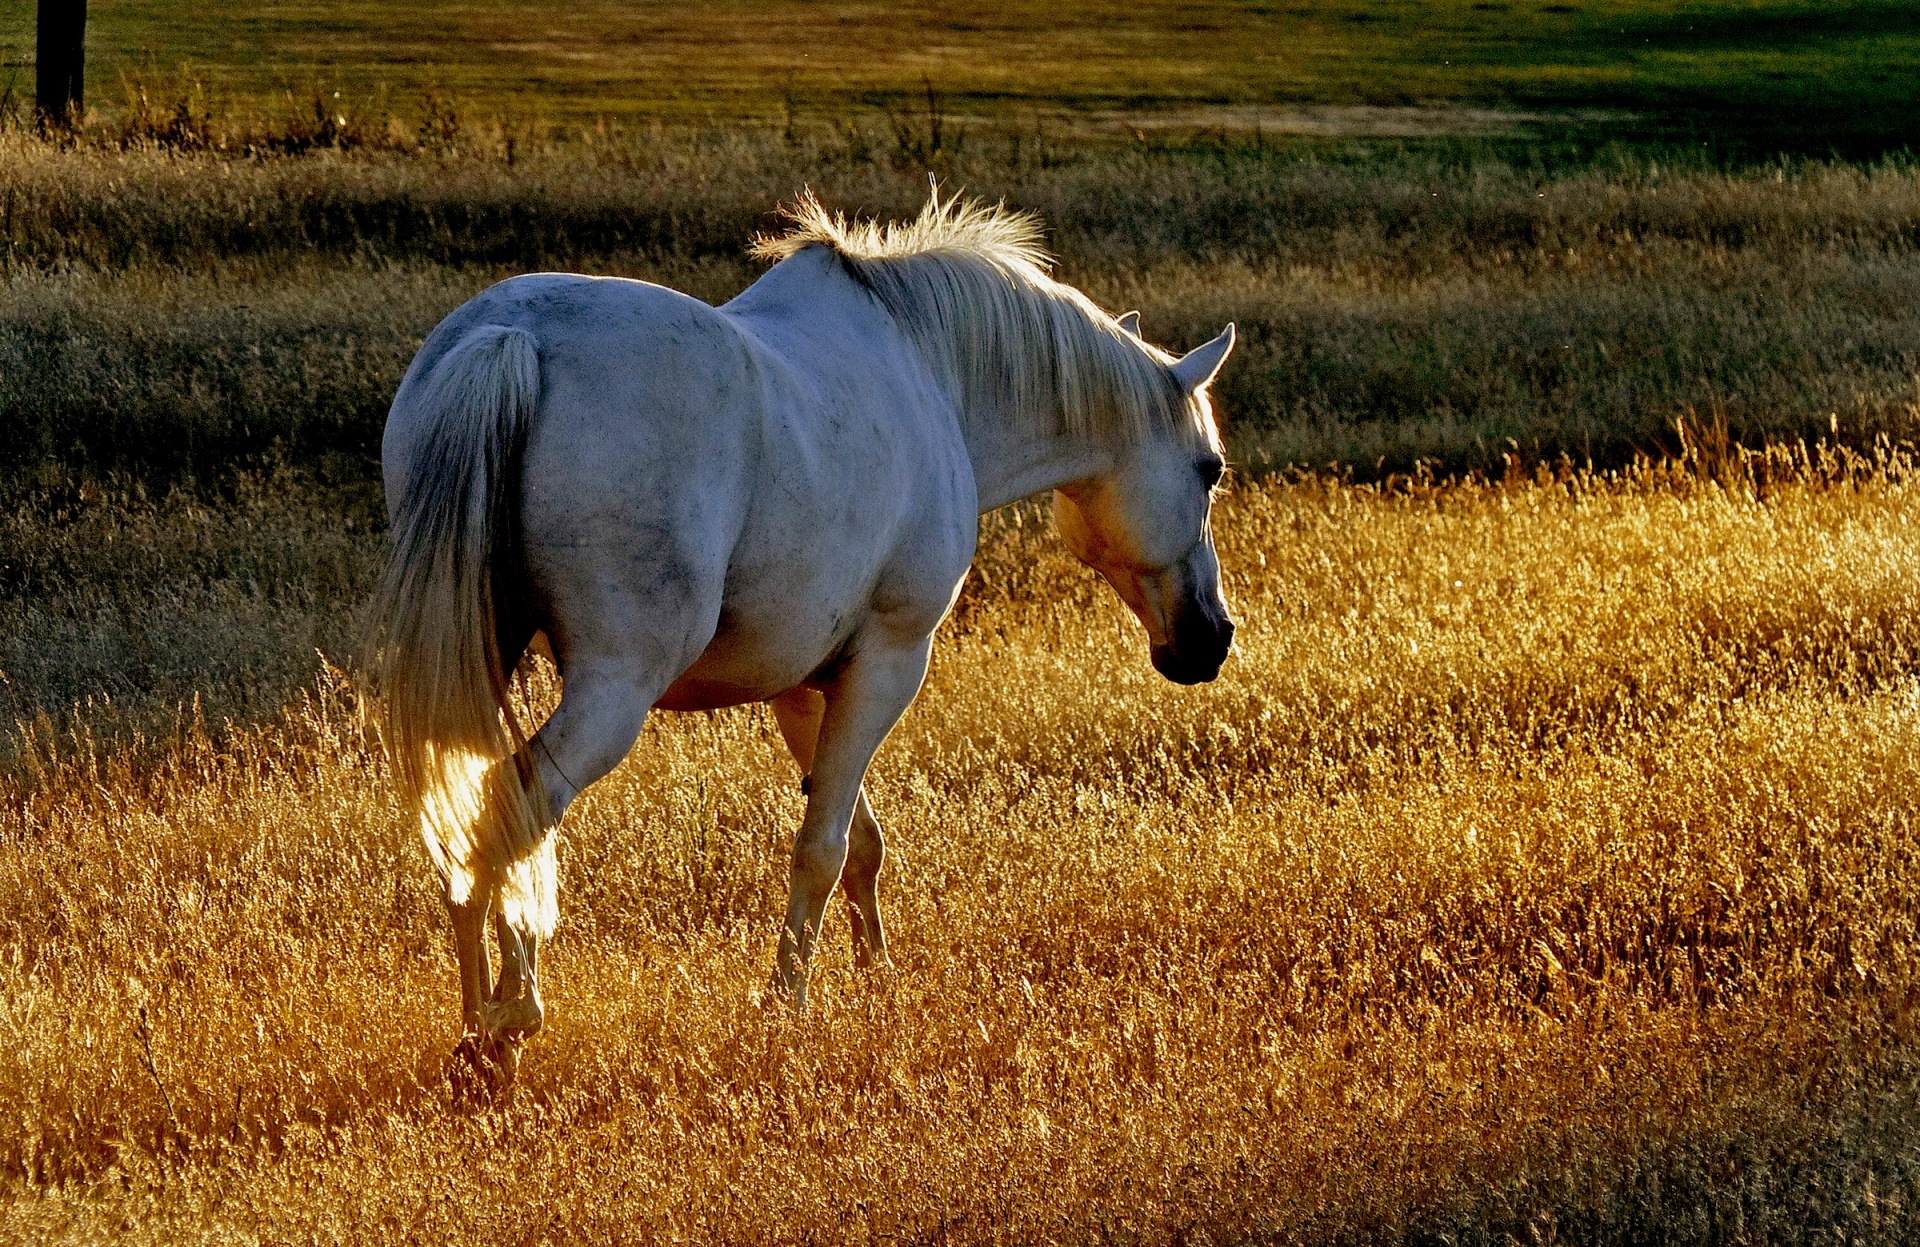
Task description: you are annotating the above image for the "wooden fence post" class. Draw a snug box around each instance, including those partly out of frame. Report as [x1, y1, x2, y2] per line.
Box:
[35, 0, 87, 129]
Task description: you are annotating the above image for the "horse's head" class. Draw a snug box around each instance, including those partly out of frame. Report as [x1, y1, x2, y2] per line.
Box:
[1055, 320, 1237, 685]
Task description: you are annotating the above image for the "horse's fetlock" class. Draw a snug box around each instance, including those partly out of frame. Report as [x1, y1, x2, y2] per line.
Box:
[483, 989, 543, 1040]
[449, 1030, 521, 1107]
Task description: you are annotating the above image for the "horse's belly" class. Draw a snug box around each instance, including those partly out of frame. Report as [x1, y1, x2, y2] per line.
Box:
[651, 675, 771, 713]
[651, 609, 843, 712]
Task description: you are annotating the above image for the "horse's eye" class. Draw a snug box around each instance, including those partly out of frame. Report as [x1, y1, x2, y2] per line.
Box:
[1198, 456, 1225, 489]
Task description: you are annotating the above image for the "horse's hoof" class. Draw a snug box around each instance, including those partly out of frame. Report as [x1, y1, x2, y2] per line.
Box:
[487, 1032, 523, 1083]
[762, 972, 807, 1014]
[764, 964, 810, 1014]
[447, 1032, 520, 1108]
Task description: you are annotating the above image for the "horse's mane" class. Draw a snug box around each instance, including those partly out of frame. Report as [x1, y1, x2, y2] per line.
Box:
[750, 190, 1197, 445]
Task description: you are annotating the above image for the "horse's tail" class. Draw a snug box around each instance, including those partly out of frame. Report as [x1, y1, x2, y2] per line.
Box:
[365, 324, 557, 939]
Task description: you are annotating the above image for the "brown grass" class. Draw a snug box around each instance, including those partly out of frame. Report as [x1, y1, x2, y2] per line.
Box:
[4, 126, 1919, 497]
[7, 454, 1920, 1242]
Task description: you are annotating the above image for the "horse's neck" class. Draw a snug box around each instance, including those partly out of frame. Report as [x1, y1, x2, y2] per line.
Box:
[734, 249, 1118, 510]
[938, 294, 1125, 510]
[961, 414, 1117, 513]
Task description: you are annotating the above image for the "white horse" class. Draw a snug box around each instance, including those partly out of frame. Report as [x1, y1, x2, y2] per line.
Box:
[368, 191, 1236, 1087]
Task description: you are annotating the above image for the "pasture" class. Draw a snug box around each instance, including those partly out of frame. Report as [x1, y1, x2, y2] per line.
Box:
[7, 126, 1920, 751]
[2, 1, 1918, 152]
[6, 3, 1920, 1240]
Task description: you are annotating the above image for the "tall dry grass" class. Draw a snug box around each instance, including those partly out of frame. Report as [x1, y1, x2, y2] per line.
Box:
[4, 127, 1920, 489]
[0, 471, 383, 743]
[7, 455, 1920, 1242]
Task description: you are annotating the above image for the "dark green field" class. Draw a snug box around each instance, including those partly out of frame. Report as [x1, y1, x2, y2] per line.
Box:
[2, 2, 1918, 152]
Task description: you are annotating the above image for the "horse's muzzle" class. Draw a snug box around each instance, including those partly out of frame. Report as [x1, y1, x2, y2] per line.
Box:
[1151, 609, 1235, 685]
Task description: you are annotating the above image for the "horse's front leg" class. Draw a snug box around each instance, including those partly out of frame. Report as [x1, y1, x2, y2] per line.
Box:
[775, 638, 931, 1007]
[773, 689, 892, 970]
[840, 793, 890, 969]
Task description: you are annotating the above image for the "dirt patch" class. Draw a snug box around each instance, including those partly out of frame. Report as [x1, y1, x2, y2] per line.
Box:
[995, 103, 1622, 139]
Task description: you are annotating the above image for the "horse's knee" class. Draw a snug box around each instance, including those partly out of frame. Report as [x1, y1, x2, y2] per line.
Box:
[792, 824, 850, 891]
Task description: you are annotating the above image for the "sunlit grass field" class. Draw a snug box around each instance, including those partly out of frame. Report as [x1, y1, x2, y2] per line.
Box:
[7, 127, 1920, 763]
[8, 452, 1920, 1241]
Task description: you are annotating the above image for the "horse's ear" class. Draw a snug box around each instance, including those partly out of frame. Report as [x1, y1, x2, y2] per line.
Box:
[1170, 324, 1235, 393]
[1117, 310, 1142, 337]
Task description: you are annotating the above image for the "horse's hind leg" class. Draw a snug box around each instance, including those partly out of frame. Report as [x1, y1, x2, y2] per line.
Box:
[773, 689, 891, 970]
[475, 657, 661, 1054]
[449, 892, 492, 1034]
[490, 913, 540, 1035]
[446, 892, 502, 1102]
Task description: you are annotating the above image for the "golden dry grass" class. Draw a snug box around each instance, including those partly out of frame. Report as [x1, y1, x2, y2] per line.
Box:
[8, 454, 1920, 1242]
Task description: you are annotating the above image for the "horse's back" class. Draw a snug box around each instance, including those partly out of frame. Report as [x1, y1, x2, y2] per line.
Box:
[690, 252, 980, 692]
